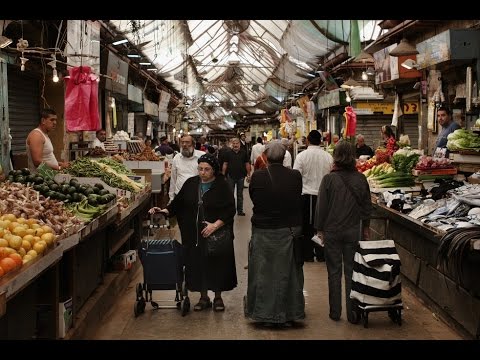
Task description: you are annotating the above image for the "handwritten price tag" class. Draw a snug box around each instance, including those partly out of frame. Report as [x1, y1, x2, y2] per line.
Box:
[116, 189, 126, 197]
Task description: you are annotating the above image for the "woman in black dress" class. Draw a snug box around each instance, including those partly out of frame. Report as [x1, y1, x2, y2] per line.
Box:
[149, 154, 237, 311]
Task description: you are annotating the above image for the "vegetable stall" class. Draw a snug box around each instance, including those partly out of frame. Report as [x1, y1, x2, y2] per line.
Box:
[0, 155, 162, 339]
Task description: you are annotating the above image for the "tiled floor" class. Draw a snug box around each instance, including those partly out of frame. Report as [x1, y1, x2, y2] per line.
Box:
[91, 188, 465, 340]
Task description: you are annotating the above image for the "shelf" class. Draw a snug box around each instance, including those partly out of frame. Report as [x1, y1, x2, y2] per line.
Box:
[109, 228, 135, 258]
[0, 243, 64, 303]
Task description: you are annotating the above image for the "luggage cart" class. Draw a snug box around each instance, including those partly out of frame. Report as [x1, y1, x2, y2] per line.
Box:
[350, 239, 403, 328]
[134, 213, 190, 317]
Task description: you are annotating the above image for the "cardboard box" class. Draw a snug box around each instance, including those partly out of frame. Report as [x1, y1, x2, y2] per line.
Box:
[58, 298, 73, 339]
[113, 250, 137, 271]
[133, 169, 152, 184]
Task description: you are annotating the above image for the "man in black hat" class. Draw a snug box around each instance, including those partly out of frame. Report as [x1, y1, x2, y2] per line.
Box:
[293, 130, 333, 262]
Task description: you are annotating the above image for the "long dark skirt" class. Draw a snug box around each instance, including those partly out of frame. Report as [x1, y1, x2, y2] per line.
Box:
[245, 226, 305, 323]
[184, 224, 237, 292]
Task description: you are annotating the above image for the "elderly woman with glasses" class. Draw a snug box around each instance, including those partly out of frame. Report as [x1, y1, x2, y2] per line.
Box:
[149, 153, 237, 312]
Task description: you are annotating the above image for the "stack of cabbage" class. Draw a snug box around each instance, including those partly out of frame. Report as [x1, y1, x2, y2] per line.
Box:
[447, 129, 480, 151]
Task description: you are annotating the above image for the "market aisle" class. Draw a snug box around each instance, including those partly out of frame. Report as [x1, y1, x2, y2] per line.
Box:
[91, 188, 465, 340]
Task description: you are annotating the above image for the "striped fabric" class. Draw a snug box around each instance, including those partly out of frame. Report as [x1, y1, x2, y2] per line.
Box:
[350, 240, 402, 308]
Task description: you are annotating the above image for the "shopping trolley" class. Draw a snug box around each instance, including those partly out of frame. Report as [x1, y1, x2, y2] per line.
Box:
[134, 212, 190, 317]
[350, 239, 403, 328]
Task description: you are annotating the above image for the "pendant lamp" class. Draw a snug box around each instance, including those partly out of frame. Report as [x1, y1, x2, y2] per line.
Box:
[353, 50, 375, 63]
[341, 78, 361, 89]
[389, 38, 419, 57]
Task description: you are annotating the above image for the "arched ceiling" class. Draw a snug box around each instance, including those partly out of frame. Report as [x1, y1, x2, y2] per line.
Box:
[107, 20, 382, 125]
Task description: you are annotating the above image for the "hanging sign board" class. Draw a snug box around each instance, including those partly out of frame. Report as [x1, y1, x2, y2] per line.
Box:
[318, 90, 343, 110]
[144, 99, 159, 116]
[355, 102, 419, 114]
[159, 90, 170, 111]
[106, 51, 128, 95]
[146, 121, 153, 137]
[128, 84, 143, 104]
[128, 113, 135, 137]
[159, 112, 169, 123]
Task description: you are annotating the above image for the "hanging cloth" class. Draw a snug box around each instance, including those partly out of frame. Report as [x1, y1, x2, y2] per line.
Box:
[391, 93, 403, 127]
[343, 106, 357, 138]
[64, 66, 100, 131]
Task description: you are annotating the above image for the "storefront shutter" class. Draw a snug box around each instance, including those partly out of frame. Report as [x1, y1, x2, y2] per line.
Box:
[8, 66, 40, 154]
[355, 114, 419, 150]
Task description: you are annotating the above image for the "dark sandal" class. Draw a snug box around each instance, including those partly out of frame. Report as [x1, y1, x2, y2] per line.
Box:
[213, 297, 225, 312]
[193, 297, 211, 311]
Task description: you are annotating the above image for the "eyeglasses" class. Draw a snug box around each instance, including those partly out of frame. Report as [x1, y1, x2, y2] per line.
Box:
[197, 166, 213, 172]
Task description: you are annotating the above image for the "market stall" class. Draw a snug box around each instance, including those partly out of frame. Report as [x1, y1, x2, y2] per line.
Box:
[0, 160, 153, 339]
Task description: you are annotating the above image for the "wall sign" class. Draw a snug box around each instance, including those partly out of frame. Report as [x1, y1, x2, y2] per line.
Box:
[106, 51, 128, 95]
[355, 102, 419, 114]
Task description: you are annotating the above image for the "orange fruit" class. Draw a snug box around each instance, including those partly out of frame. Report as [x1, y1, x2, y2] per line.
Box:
[26, 218, 38, 226]
[21, 240, 32, 251]
[33, 242, 46, 255]
[41, 233, 55, 247]
[0, 257, 16, 273]
[41, 225, 54, 234]
[9, 253, 23, 267]
[34, 228, 45, 237]
[2, 214, 17, 222]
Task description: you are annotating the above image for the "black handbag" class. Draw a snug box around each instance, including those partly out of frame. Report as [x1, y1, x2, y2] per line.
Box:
[198, 184, 231, 257]
[205, 225, 231, 257]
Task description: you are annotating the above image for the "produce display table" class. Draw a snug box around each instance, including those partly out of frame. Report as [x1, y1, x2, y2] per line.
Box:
[371, 200, 480, 339]
[0, 188, 152, 339]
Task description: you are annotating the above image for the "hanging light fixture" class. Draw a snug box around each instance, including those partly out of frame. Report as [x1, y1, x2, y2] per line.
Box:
[353, 50, 374, 63]
[366, 67, 375, 76]
[345, 91, 352, 103]
[361, 71, 368, 81]
[401, 58, 420, 70]
[20, 55, 28, 71]
[48, 57, 59, 83]
[341, 78, 361, 89]
[0, 35, 12, 48]
[389, 38, 419, 57]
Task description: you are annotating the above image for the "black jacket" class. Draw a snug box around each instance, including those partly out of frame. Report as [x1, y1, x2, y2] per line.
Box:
[314, 169, 371, 232]
[167, 174, 236, 247]
[249, 163, 303, 229]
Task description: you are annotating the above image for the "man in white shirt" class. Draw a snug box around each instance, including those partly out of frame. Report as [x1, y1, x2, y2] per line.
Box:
[293, 130, 333, 262]
[250, 137, 265, 166]
[93, 129, 106, 150]
[168, 134, 205, 203]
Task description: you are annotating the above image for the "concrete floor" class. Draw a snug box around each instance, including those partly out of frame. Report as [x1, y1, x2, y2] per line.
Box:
[91, 188, 465, 340]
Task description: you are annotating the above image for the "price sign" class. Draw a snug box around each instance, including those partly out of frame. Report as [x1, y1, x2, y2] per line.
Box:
[55, 174, 72, 184]
[116, 188, 126, 197]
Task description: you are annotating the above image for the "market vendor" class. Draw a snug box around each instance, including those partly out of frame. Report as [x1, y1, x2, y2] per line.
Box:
[26, 109, 69, 172]
[93, 129, 106, 150]
[355, 134, 374, 158]
[381, 125, 398, 156]
[434, 106, 461, 158]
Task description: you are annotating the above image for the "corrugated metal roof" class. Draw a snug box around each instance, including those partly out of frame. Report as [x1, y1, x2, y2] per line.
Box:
[108, 20, 382, 126]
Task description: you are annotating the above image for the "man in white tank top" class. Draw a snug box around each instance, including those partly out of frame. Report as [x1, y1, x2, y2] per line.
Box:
[26, 109, 69, 173]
